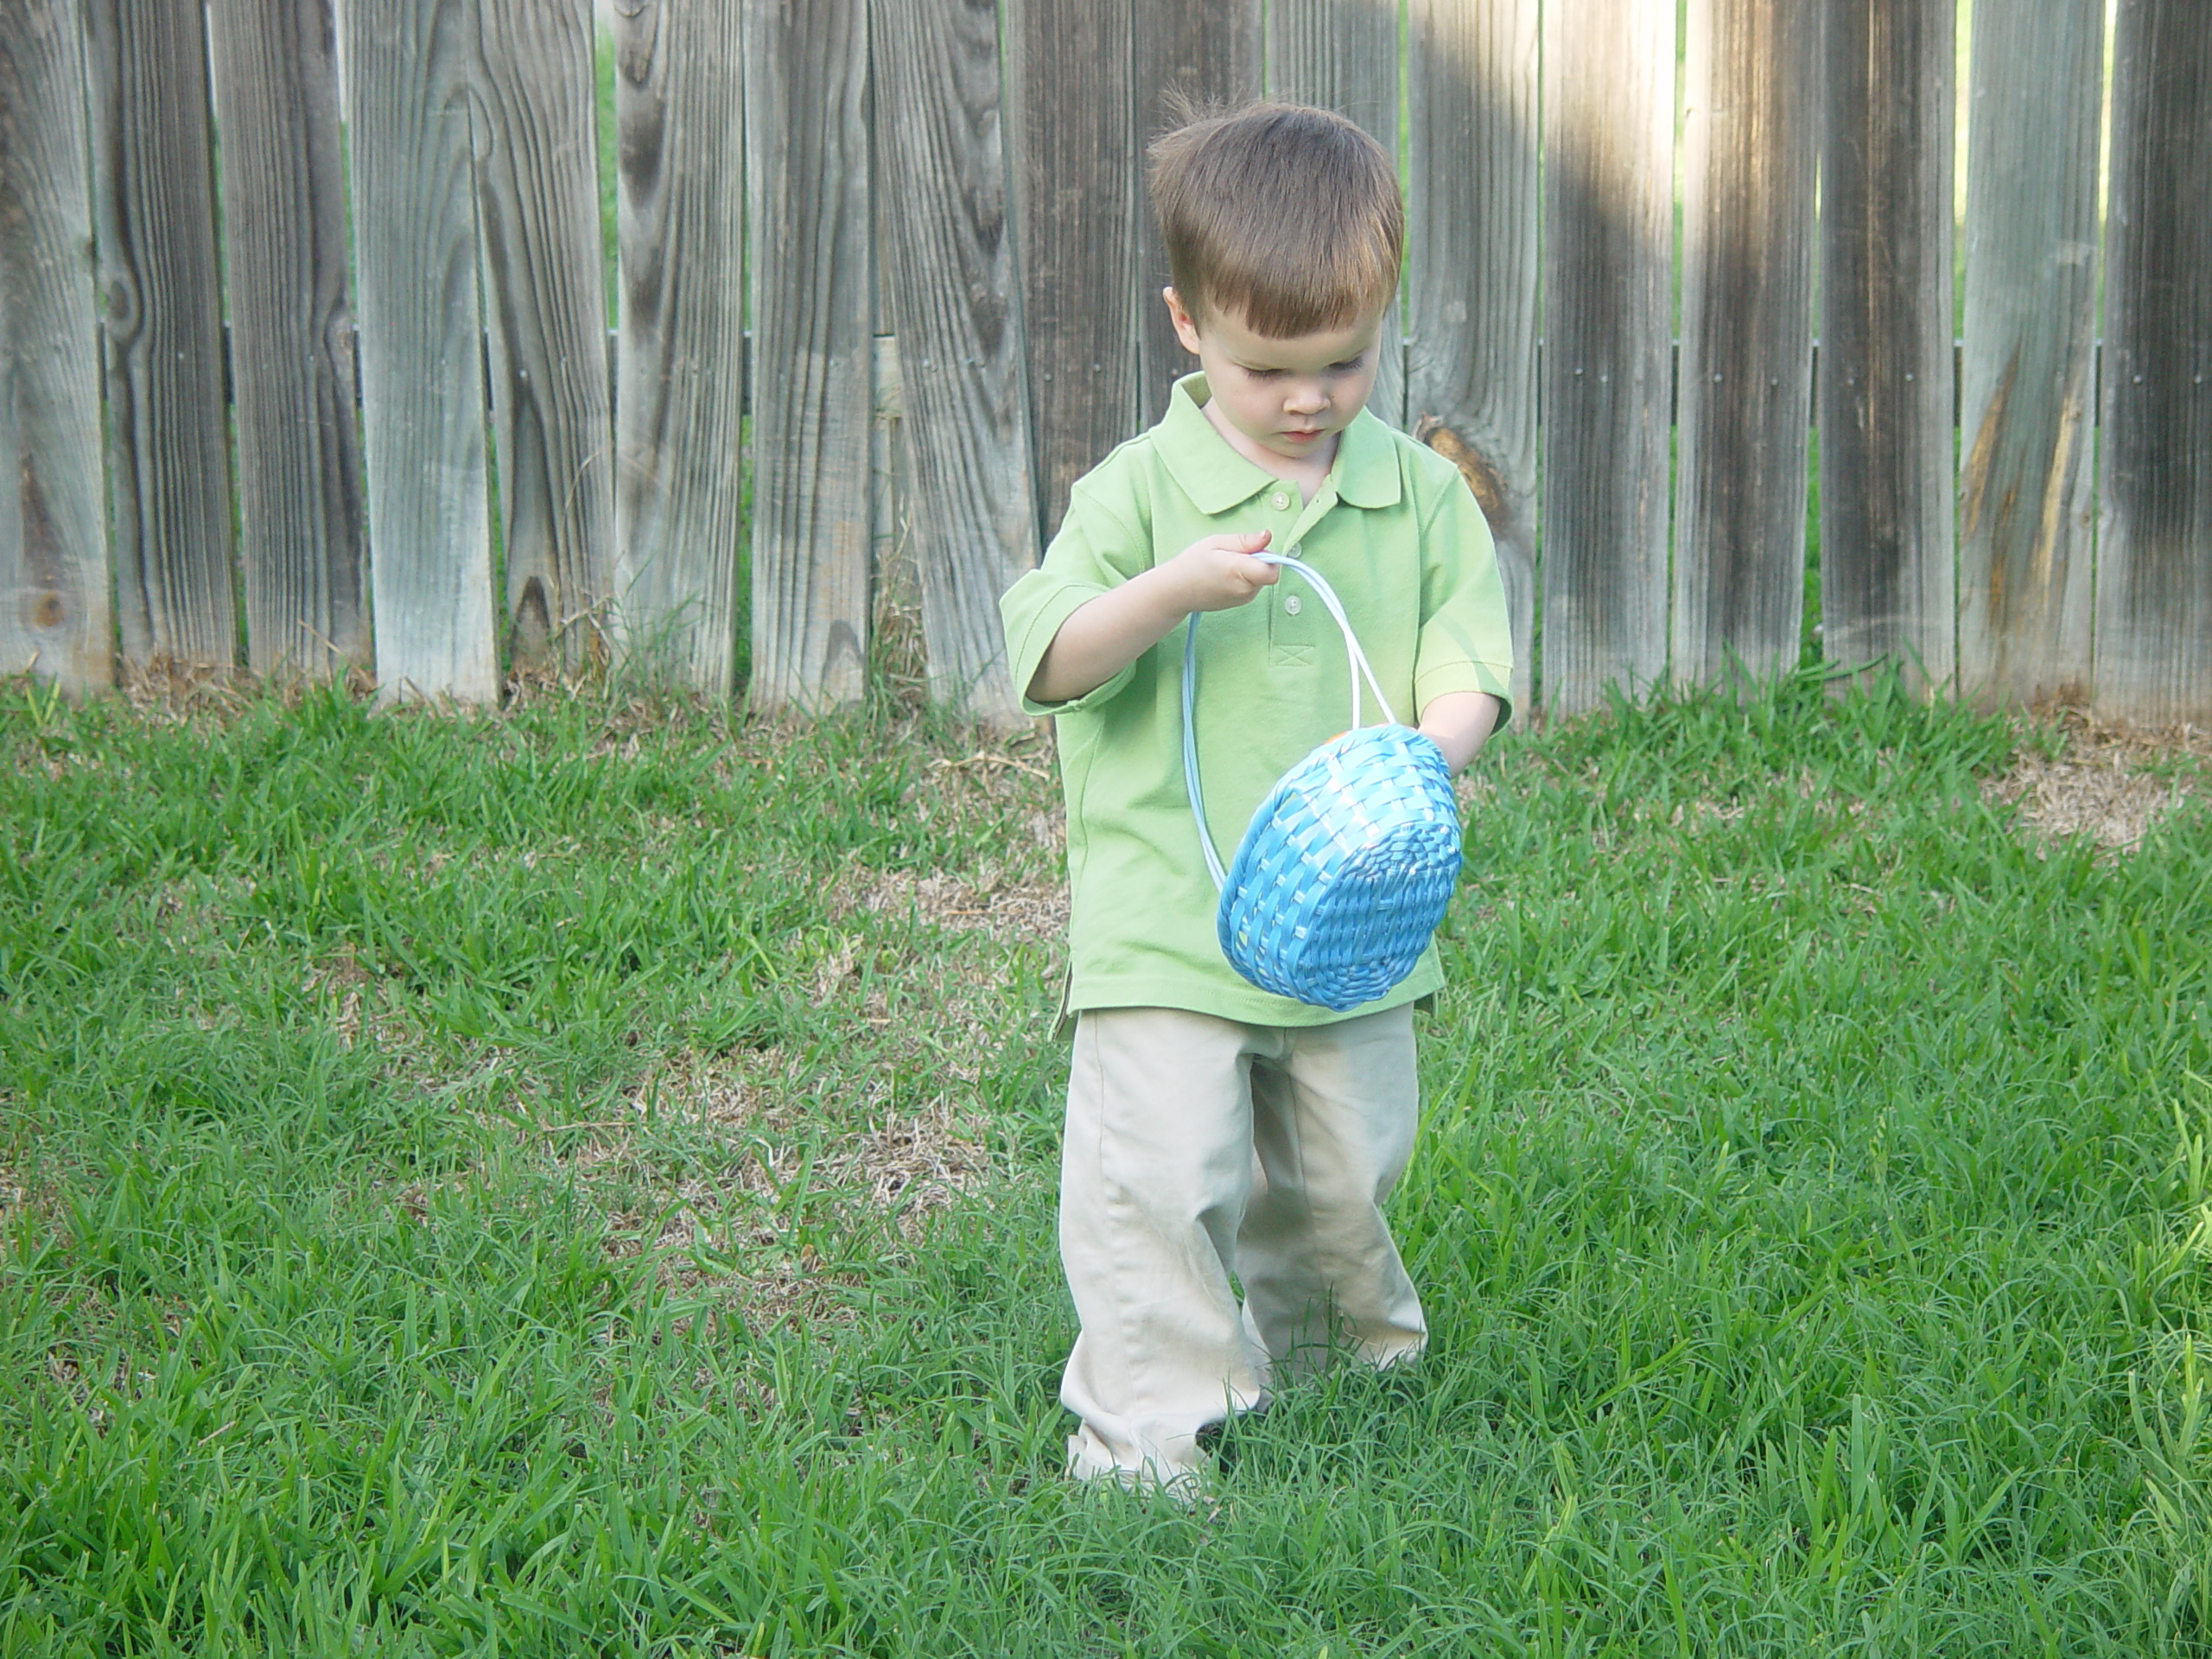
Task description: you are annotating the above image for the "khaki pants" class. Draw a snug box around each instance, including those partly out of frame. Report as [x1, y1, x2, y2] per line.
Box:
[1058, 1004, 1427, 1484]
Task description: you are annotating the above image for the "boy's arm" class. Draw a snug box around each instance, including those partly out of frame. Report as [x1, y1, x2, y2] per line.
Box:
[1417, 690, 1503, 773]
[1025, 530, 1280, 704]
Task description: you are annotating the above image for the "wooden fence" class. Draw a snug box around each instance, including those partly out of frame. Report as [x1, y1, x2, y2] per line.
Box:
[2, 0, 2207, 726]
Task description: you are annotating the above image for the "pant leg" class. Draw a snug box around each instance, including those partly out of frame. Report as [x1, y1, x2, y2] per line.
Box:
[1236, 1003, 1427, 1380]
[1058, 1007, 1271, 1484]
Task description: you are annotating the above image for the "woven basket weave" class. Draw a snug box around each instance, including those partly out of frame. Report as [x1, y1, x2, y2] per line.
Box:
[1184, 556, 1463, 1011]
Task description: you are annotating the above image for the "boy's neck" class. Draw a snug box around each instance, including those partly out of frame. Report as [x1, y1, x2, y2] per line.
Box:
[1197, 397, 1337, 504]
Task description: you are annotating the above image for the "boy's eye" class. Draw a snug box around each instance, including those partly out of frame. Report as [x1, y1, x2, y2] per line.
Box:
[1331, 356, 1366, 372]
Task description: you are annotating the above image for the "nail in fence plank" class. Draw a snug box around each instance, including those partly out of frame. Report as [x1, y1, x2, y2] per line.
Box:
[2094, 0, 2212, 725]
[343, 0, 498, 704]
[475, 0, 614, 677]
[84, 0, 237, 673]
[1820, 0, 1954, 692]
[873, 0, 1035, 728]
[611, 1, 746, 697]
[1541, 0, 1675, 716]
[1134, 0, 1260, 426]
[1408, 0, 1538, 716]
[745, 0, 872, 713]
[0, 0, 111, 696]
[1672, 0, 1820, 691]
[1007, 0, 1135, 540]
[1265, 0, 1404, 426]
[1957, 0, 2102, 710]
[206, 0, 368, 683]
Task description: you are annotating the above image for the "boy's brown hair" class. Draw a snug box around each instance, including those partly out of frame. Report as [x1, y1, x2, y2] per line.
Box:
[1147, 99, 1403, 339]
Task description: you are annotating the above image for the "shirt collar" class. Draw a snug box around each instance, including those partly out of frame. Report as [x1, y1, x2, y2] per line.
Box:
[1157, 373, 1403, 517]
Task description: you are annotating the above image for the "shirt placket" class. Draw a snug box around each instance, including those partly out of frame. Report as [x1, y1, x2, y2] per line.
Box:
[1267, 485, 1338, 668]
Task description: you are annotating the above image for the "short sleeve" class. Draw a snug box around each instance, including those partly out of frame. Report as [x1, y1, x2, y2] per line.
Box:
[1412, 464, 1516, 731]
[999, 474, 1152, 716]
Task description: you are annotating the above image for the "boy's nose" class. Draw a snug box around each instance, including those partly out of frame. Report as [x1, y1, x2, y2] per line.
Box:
[1284, 383, 1328, 414]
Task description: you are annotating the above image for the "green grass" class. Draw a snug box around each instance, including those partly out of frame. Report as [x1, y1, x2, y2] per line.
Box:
[3, 671, 2210, 1656]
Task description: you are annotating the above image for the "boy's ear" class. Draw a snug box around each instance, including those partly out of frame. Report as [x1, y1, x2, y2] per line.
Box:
[1163, 286, 1205, 357]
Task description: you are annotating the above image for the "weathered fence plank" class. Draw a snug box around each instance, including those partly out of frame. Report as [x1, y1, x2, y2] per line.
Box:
[0, 0, 111, 696]
[873, 0, 1034, 727]
[1820, 0, 1954, 692]
[206, 0, 367, 682]
[1007, 0, 1135, 540]
[1134, 0, 1261, 425]
[745, 0, 873, 713]
[1541, 0, 1675, 715]
[1958, 0, 2101, 710]
[2095, 0, 2212, 725]
[84, 0, 236, 673]
[1672, 0, 1821, 690]
[1265, 0, 1403, 426]
[610, 1, 747, 696]
[475, 0, 614, 676]
[343, 0, 498, 703]
[1408, 0, 1538, 716]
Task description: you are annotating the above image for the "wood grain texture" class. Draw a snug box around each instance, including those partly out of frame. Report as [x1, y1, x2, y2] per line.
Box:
[474, 0, 614, 675]
[745, 0, 872, 713]
[1133, 0, 1260, 424]
[84, 0, 237, 672]
[1007, 0, 1135, 540]
[1540, 0, 1675, 715]
[0, 0, 111, 696]
[206, 0, 367, 681]
[610, 0, 746, 697]
[343, 0, 499, 704]
[1408, 0, 1538, 716]
[1671, 0, 1820, 691]
[1265, 0, 1404, 425]
[1957, 0, 2101, 709]
[873, 0, 1035, 728]
[1819, 0, 1954, 691]
[2094, 0, 2212, 724]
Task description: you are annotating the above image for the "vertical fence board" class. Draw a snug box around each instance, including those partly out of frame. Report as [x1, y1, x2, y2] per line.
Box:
[474, 0, 614, 676]
[1820, 0, 1953, 691]
[2095, 0, 2212, 725]
[611, 2, 746, 696]
[345, 0, 498, 703]
[746, 0, 872, 713]
[1408, 0, 1538, 715]
[1672, 0, 1821, 690]
[1134, 0, 1261, 424]
[0, 0, 110, 696]
[1957, 0, 2101, 710]
[1541, 0, 1675, 715]
[873, 0, 1034, 727]
[85, 0, 236, 673]
[1007, 0, 1135, 540]
[207, 0, 366, 682]
[1265, 0, 1404, 426]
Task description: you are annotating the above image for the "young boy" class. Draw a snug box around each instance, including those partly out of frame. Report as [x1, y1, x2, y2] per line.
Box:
[999, 100, 1514, 1490]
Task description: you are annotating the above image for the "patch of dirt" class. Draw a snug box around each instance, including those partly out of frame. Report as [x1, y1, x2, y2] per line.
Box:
[845, 865, 1068, 946]
[541, 1050, 998, 1331]
[1983, 709, 2210, 854]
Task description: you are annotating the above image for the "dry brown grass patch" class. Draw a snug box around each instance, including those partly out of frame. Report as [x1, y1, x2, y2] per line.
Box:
[1983, 708, 2210, 854]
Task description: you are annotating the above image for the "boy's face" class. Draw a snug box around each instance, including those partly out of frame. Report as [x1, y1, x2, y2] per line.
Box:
[1165, 288, 1385, 478]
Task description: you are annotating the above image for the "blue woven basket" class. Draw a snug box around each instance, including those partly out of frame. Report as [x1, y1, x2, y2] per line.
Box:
[1183, 556, 1462, 1011]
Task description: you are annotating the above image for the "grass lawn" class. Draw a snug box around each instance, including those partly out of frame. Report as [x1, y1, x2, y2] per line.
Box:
[3, 670, 2209, 1656]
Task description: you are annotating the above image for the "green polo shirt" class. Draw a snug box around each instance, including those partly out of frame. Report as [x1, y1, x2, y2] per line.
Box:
[1001, 373, 1514, 1026]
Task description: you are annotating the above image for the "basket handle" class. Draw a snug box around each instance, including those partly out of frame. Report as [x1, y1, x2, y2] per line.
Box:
[1181, 552, 1400, 890]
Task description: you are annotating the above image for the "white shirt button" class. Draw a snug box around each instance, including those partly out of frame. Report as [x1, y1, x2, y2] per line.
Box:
[1268, 491, 1291, 512]
[1284, 594, 1304, 616]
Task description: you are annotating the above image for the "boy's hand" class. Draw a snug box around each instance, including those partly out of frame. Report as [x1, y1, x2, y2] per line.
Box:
[1160, 531, 1279, 613]
[1024, 530, 1280, 705]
